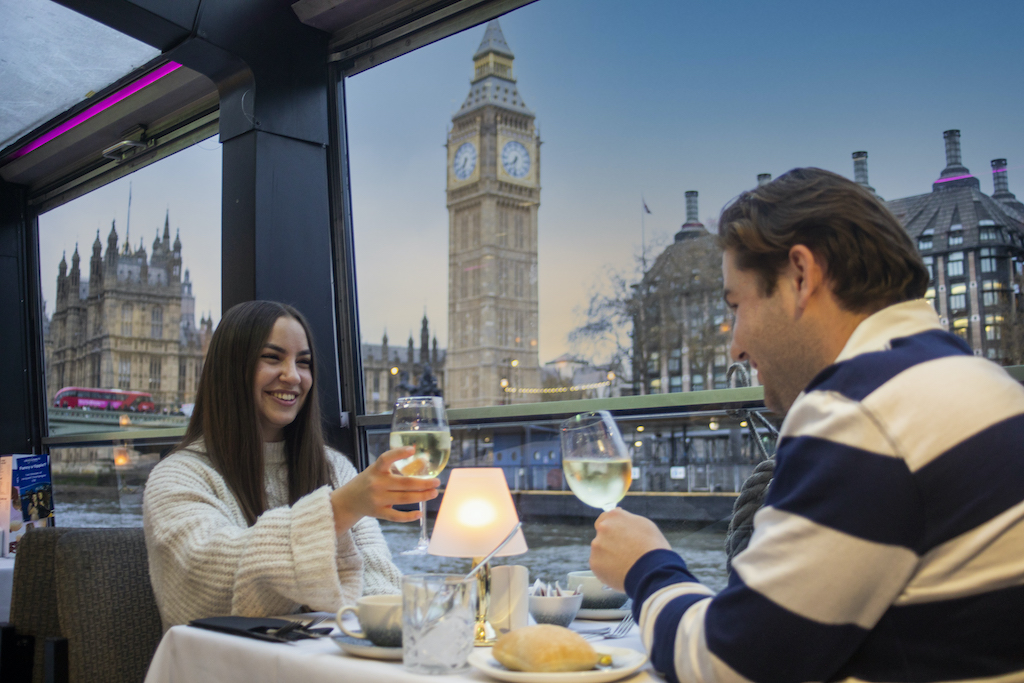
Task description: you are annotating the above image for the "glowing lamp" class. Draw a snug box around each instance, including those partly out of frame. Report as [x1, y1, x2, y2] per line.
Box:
[429, 468, 528, 643]
[113, 447, 131, 467]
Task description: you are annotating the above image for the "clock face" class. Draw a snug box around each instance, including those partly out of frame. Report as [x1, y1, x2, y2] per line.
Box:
[453, 142, 477, 181]
[501, 141, 531, 179]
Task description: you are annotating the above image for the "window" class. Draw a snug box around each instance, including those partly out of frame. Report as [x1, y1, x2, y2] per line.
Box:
[948, 283, 967, 312]
[952, 318, 969, 341]
[980, 225, 999, 241]
[918, 228, 934, 251]
[151, 306, 163, 339]
[669, 375, 682, 392]
[947, 224, 963, 246]
[947, 252, 964, 278]
[980, 247, 999, 274]
[647, 351, 660, 375]
[121, 303, 133, 337]
[922, 256, 934, 280]
[985, 315, 1003, 341]
[39, 140, 222, 436]
[149, 358, 162, 390]
[924, 287, 937, 312]
[982, 280, 1006, 307]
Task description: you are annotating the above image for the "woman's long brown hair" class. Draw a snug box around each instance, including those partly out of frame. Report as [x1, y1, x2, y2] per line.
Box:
[177, 301, 332, 526]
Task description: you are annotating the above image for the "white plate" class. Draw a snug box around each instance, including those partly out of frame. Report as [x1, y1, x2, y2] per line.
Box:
[468, 645, 647, 683]
[331, 634, 403, 660]
[575, 608, 630, 621]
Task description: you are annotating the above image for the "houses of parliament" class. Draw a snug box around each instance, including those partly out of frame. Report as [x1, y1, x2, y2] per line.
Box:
[46, 214, 211, 412]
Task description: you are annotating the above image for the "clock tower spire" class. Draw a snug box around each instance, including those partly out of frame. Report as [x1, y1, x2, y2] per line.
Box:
[446, 20, 541, 408]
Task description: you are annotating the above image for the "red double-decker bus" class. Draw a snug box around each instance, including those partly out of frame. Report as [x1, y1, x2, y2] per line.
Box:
[52, 387, 156, 413]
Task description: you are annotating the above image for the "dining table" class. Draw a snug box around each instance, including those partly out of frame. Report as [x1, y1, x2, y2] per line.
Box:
[143, 612, 659, 683]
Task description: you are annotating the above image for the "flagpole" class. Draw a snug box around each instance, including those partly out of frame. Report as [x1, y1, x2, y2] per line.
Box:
[641, 195, 647, 272]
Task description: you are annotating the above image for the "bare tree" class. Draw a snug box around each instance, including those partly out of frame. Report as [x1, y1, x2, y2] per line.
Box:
[571, 227, 729, 395]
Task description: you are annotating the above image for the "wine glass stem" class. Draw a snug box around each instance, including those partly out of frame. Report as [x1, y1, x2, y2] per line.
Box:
[417, 501, 429, 548]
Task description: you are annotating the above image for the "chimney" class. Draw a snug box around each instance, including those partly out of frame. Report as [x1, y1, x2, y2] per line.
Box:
[852, 152, 869, 185]
[684, 191, 699, 223]
[943, 130, 962, 168]
[992, 159, 1011, 196]
[991, 158, 1023, 212]
[851, 151, 878, 197]
[934, 129, 976, 190]
[757, 173, 772, 187]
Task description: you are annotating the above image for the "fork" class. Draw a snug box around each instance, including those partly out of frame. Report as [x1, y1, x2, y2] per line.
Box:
[303, 615, 329, 630]
[604, 614, 635, 639]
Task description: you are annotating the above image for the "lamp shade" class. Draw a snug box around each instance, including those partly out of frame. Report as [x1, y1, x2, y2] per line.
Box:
[428, 468, 528, 558]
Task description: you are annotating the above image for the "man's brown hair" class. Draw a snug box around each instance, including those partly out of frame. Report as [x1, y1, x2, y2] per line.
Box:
[718, 167, 929, 312]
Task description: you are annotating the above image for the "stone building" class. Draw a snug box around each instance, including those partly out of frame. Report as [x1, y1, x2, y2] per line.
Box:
[47, 213, 210, 411]
[361, 315, 446, 414]
[445, 20, 541, 408]
[885, 130, 1024, 361]
[632, 191, 742, 394]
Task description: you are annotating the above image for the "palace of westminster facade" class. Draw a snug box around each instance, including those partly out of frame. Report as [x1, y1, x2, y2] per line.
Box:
[46, 215, 212, 412]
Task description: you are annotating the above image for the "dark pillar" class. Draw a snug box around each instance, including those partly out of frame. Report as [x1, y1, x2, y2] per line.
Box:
[0, 180, 47, 454]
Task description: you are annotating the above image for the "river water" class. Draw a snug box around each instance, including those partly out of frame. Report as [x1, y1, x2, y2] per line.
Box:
[54, 499, 730, 593]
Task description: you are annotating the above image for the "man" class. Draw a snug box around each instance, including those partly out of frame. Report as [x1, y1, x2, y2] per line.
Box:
[590, 168, 1024, 683]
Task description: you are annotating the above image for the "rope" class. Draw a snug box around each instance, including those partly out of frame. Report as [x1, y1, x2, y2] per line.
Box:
[723, 363, 779, 572]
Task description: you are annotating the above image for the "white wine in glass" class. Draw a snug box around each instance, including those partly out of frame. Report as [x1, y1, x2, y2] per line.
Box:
[560, 411, 632, 512]
[390, 396, 451, 555]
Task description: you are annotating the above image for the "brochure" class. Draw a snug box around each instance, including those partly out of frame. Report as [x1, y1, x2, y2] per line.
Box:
[6, 454, 54, 555]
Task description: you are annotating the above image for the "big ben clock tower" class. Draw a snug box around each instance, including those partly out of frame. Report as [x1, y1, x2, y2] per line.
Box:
[446, 20, 541, 409]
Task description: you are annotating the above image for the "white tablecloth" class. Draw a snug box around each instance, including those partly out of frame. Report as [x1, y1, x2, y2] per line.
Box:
[0, 556, 14, 622]
[143, 617, 657, 683]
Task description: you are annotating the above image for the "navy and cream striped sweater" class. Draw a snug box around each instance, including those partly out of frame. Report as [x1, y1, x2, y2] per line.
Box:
[625, 299, 1024, 683]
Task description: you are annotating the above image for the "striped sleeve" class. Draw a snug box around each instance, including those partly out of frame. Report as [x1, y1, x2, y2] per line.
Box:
[626, 389, 922, 683]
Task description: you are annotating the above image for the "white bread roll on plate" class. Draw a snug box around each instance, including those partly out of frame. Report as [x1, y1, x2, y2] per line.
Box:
[492, 625, 601, 673]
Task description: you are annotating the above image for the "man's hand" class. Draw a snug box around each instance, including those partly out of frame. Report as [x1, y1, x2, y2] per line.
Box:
[590, 508, 671, 592]
[330, 447, 439, 534]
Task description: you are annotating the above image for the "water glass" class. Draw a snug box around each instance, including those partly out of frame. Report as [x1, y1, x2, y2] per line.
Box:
[402, 573, 477, 674]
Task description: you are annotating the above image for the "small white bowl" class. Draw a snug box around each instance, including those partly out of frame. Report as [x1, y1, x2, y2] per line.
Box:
[529, 593, 584, 628]
[567, 571, 628, 610]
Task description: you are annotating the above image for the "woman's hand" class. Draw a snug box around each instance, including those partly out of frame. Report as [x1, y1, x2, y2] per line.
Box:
[330, 446, 440, 534]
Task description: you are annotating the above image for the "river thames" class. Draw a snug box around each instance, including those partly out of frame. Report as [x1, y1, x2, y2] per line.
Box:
[54, 498, 731, 592]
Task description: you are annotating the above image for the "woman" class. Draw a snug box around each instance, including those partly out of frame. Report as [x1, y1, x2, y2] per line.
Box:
[143, 301, 437, 629]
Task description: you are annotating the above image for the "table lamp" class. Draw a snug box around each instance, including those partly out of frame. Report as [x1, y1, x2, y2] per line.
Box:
[428, 468, 528, 644]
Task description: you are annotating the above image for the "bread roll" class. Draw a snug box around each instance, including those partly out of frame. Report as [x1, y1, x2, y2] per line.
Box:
[492, 625, 600, 672]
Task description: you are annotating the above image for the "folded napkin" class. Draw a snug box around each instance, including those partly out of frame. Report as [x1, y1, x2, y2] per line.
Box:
[189, 616, 328, 643]
[529, 579, 582, 597]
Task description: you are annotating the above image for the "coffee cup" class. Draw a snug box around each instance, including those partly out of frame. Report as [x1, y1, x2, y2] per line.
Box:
[566, 570, 628, 610]
[337, 594, 403, 647]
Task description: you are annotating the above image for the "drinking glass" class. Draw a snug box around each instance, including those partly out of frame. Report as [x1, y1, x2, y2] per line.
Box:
[560, 410, 632, 511]
[402, 573, 477, 674]
[390, 396, 451, 555]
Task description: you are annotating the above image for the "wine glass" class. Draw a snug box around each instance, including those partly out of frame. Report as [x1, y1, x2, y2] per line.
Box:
[391, 396, 452, 555]
[560, 411, 633, 512]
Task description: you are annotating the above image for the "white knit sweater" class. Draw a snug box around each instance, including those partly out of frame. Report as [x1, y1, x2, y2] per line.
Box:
[143, 440, 402, 629]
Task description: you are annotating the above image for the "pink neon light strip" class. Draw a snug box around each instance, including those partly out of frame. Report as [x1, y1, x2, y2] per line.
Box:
[934, 174, 975, 183]
[7, 61, 182, 161]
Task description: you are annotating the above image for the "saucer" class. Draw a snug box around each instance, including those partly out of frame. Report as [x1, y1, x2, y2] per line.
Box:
[331, 633, 403, 660]
[575, 608, 630, 621]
